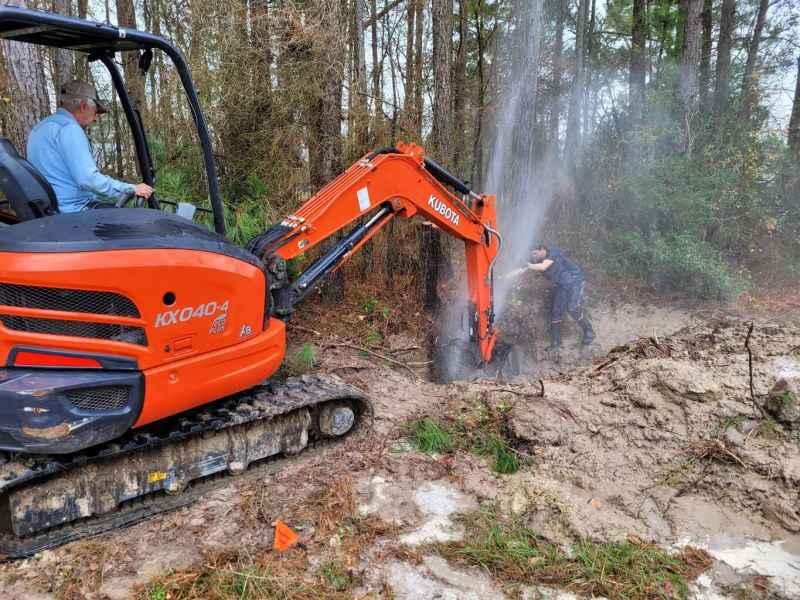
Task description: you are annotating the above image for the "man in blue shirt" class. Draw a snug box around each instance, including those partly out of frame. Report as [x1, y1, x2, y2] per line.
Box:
[27, 80, 153, 213]
[528, 244, 595, 351]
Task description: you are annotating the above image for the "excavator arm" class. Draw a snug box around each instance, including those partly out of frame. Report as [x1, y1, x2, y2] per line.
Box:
[248, 143, 501, 363]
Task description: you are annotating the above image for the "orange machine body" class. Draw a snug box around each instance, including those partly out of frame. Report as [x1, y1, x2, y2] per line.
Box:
[0, 248, 285, 428]
[0, 144, 498, 456]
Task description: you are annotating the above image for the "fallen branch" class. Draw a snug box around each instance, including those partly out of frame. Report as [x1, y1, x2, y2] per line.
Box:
[291, 325, 321, 336]
[326, 343, 419, 379]
[389, 345, 421, 355]
[689, 439, 748, 469]
[487, 381, 544, 399]
[744, 323, 768, 419]
[591, 356, 619, 374]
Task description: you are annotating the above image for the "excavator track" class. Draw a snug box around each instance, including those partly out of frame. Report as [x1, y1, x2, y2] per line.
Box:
[0, 374, 372, 559]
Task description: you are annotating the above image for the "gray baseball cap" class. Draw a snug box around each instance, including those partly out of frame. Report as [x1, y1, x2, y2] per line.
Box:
[59, 80, 109, 114]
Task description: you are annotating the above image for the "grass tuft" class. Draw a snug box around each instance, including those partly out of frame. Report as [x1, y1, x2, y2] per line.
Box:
[317, 560, 352, 592]
[473, 434, 519, 474]
[409, 418, 454, 454]
[295, 343, 317, 371]
[407, 403, 522, 474]
[435, 507, 712, 600]
[136, 549, 353, 600]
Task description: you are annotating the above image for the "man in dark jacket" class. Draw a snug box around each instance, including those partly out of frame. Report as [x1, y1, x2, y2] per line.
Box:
[528, 245, 595, 351]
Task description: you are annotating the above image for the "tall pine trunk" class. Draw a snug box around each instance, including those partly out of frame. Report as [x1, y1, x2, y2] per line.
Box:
[740, 0, 769, 122]
[349, 0, 369, 158]
[413, 0, 424, 138]
[549, 0, 565, 156]
[713, 0, 735, 118]
[471, 0, 488, 185]
[418, 0, 453, 311]
[699, 0, 712, 110]
[370, 0, 381, 142]
[402, 0, 416, 133]
[51, 0, 74, 88]
[0, 0, 50, 150]
[678, 0, 702, 105]
[789, 56, 800, 160]
[452, 0, 468, 175]
[311, 0, 347, 303]
[116, 0, 146, 111]
[565, 0, 588, 169]
[629, 0, 647, 128]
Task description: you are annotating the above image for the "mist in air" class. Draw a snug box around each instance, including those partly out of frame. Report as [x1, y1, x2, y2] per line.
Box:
[485, 0, 554, 321]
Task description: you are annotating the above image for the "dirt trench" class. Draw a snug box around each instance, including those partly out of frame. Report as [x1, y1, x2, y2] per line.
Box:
[1, 303, 799, 599]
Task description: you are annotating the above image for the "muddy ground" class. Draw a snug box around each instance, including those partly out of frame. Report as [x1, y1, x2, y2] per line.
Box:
[1, 293, 799, 599]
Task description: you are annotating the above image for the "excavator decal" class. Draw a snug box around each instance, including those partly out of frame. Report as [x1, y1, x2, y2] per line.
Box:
[428, 194, 461, 225]
[155, 300, 230, 328]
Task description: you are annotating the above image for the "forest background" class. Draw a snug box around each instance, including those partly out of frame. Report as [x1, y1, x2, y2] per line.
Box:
[0, 0, 798, 307]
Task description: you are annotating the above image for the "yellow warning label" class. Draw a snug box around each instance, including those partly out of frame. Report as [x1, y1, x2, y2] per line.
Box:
[148, 471, 167, 483]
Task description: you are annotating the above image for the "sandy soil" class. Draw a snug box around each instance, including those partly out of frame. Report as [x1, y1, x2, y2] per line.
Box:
[1, 298, 798, 599]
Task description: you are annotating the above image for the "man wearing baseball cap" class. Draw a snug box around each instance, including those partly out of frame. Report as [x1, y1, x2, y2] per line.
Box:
[26, 80, 153, 213]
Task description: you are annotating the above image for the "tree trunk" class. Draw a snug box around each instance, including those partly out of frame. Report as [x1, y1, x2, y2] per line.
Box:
[510, 0, 540, 184]
[116, 0, 146, 112]
[565, 0, 589, 169]
[0, 0, 50, 150]
[549, 0, 565, 156]
[413, 0, 424, 138]
[582, 0, 596, 138]
[419, 0, 453, 311]
[370, 0, 382, 141]
[431, 0, 453, 160]
[350, 0, 369, 157]
[452, 0, 468, 175]
[678, 0, 702, 105]
[789, 56, 800, 159]
[402, 0, 416, 132]
[713, 0, 735, 117]
[740, 0, 769, 121]
[629, 0, 647, 127]
[310, 0, 346, 303]
[471, 0, 487, 185]
[699, 0, 712, 109]
[103, 0, 124, 178]
[51, 0, 74, 88]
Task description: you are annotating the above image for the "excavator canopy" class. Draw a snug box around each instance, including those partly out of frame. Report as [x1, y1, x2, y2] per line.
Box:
[0, 6, 227, 234]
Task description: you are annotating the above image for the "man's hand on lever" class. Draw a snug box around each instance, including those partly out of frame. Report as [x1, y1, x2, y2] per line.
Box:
[134, 183, 154, 199]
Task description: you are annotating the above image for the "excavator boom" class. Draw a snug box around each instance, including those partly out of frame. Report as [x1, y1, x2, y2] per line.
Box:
[251, 143, 501, 362]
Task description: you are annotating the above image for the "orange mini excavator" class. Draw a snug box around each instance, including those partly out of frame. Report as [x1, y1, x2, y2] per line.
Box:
[0, 7, 501, 556]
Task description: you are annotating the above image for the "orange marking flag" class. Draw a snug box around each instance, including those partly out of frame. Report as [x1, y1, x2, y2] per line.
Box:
[273, 520, 300, 552]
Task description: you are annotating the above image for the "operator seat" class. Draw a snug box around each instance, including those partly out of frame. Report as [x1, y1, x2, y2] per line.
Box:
[0, 137, 59, 221]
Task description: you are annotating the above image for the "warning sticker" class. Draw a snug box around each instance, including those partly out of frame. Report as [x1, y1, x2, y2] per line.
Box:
[357, 187, 371, 212]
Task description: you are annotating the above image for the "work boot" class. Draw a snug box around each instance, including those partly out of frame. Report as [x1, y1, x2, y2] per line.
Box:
[545, 323, 562, 352]
[578, 318, 595, 346]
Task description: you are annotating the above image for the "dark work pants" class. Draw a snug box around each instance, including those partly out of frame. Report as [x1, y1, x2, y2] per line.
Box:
[551, 280, 585, 326]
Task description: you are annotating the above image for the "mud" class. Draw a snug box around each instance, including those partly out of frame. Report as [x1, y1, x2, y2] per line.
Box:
[1, 308, 799, 599]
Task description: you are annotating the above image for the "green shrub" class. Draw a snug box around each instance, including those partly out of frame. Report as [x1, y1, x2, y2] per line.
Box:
[608, 231, 746, 299]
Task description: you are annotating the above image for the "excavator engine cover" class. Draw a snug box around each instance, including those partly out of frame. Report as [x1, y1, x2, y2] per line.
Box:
[0, 209, 287, 454]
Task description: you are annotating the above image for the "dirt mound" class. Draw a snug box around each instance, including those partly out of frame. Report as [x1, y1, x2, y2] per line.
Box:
[456, 318, 800, 547]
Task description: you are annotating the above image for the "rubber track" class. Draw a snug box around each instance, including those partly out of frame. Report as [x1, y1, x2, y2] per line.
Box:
[0, 374, 372, 558]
